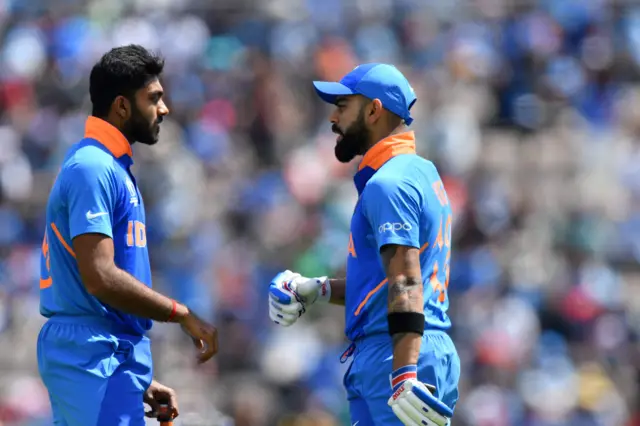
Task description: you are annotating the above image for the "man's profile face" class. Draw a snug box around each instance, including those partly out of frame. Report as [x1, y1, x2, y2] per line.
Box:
[330, 95, 371, 163]
[125, 78, 169, 145]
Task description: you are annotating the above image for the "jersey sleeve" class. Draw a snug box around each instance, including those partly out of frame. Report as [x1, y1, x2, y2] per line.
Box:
[362, 177, 422, 250]
[64, 162, 117, 240]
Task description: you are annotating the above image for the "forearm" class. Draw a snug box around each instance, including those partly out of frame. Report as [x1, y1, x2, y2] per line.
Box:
[85, 266, 187, 322]
[328, 278, 346, 305]
[388, 275, 424, 369]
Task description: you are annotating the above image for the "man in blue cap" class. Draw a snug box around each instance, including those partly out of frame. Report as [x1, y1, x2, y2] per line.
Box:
[268, 63, 461, 425]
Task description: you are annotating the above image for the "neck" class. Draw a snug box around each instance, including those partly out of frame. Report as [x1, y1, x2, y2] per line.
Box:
[363, 124, 405, 155]
[99, 112, 135, 144]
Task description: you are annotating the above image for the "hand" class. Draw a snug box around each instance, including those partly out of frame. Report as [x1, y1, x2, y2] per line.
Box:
[144, 380, 179, 420]
[268, 270, 330, 326]
[388, 379, 452, 426]
[177, 308, 219, 364]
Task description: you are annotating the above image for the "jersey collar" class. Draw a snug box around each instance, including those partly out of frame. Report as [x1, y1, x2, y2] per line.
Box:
[353, 131, 416, 194]
[84, 116, 133, 159]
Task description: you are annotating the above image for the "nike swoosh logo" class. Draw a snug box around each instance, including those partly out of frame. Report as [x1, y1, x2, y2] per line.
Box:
[352, 422, 359, 426]
[86, 211, 108, 220]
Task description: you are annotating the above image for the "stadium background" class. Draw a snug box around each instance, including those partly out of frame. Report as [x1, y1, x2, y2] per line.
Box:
[0, 0, 639, 424]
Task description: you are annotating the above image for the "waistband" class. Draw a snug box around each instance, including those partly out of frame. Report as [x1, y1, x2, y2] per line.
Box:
[340, 330, 450, 364]
[46, 315, 143, 337]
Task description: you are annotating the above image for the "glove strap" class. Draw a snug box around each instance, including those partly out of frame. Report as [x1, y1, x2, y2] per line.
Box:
[390, 364, 417, 392]
[316, 276, 331, 304]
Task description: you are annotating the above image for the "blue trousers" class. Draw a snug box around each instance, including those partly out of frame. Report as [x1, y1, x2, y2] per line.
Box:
[37, 316, 153, 426]
[344, 330, 460, 425]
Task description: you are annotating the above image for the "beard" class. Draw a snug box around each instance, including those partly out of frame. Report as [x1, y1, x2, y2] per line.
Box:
[333, 110, 370, 163]
[125, 104, 161, 146]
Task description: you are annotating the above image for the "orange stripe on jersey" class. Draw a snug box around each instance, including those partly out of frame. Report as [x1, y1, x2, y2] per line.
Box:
[39, 277, 52, 289]
[358, 131, 416, 171]
[51, 223, 76, 258]
[354, 242, 429, 317]
[84, 116, 132, 158]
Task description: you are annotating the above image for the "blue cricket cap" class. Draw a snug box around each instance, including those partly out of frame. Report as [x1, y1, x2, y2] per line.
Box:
[313, 63, 417, 125]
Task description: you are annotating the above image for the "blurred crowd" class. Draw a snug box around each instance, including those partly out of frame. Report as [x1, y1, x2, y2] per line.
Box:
[0, 0, 640, 425]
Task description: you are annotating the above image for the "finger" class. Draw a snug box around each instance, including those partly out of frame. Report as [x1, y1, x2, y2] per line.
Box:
[144, 391, 160, 416]
[210, 327, 219, 356]
[398, 397, 427, 425]
[411, 384, 453, 418]
[198, 343, 215, 364]
[406, 394, 449, 426]
[192, 336, 204, 350]
[145, 409, 156, 418]
[269, 299, 302, 315]
[269, 286, 294, 304]
[391, 404, 421, 426]
[269, 306, 298, 326]
[270, 303, 301, 323]
[197, 328, 217, 364]
[169, 392, 179, 418]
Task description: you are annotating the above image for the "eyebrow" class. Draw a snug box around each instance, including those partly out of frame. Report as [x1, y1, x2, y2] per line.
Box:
[148, 89, 164, 99]
[335, 96, 348, 105]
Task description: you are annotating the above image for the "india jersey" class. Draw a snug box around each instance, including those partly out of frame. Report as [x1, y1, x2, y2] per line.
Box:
[39, 116, 152, 335]
[344, 131, 452, 341]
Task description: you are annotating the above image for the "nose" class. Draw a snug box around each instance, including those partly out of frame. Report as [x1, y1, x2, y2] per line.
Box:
[158, 99, 169, 116]
[329, 108, 339, 124]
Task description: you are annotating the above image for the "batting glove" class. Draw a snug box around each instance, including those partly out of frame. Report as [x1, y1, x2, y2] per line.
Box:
[268, 270, 330, 327]
[388, 365, 453, 426]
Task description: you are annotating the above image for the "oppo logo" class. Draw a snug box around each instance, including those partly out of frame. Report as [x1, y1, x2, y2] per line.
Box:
[378, 222, 412, 233]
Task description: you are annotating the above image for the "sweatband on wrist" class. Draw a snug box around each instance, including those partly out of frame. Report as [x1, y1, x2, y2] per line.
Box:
[388, 312, 425, 336]
[390, 365, 418, 391]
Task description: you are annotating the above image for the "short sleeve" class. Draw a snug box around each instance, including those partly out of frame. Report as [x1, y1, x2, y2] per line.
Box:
[362, 177, 422, 250]
[64, 162, 116, 240]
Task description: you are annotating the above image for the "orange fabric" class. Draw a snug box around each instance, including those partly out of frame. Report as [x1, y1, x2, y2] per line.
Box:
[354, 241, 429, 316]
[358, 131, 416, 171]
[84, 116, 132, 158]
[39, 277, 52, 289]
[51, 222, 76, 258]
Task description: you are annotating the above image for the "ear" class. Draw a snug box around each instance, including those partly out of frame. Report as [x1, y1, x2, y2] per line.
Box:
[367, 98, 384, 124]
[113, 95, 131, 121]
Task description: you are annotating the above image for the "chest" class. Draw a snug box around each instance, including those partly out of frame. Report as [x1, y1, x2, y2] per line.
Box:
[346, 200, 379, 267]
[114, 168, 146, 243]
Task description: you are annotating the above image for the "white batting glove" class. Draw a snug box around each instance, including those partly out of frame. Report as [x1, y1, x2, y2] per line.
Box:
[268, 270, 330, 327]
[388, 366, 453, 426]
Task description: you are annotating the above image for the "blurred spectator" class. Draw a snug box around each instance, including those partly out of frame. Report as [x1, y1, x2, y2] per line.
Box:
[1, 0, 640, 425]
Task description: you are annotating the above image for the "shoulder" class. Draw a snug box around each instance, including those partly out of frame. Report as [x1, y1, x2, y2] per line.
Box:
[60, 141, 119, 188]
[363, 174, 423, 210]
[385, 154, 435, 176]
[368, 157, 430, 193]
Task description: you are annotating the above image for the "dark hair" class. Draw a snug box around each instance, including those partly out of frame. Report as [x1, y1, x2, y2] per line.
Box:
[89, 44, 165, 117]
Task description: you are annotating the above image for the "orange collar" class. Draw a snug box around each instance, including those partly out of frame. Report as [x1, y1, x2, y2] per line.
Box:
[84, 116, 132, 158]
[358, 131, 416, 171]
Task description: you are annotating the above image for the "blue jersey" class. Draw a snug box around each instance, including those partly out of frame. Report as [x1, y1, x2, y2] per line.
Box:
[345, 131, 453, 341]
[39, 116, 152, 335]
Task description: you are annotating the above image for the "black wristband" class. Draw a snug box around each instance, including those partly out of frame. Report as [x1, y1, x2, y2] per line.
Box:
[388, 312, 425, 336]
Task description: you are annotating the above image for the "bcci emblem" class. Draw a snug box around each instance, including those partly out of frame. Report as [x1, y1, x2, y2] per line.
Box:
[125, 179, 139, 207]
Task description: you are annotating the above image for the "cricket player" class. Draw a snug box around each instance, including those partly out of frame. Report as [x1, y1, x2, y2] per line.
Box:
[269, 64, 460, 426]
[37, 45, 218, 425]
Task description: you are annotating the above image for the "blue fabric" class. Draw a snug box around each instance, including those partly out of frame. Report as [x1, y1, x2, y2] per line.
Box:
[313, 63, 417, 125]
[39, 138, 152, 335]
[345, 332, 460, 426]
[345, 154, 453, 341]
[37, 316, 152, 426]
